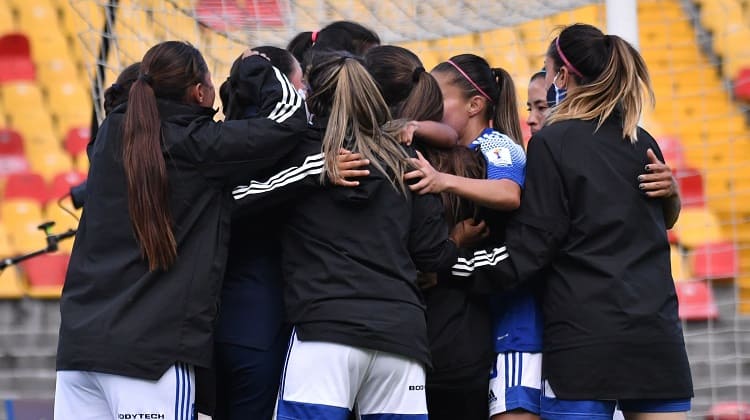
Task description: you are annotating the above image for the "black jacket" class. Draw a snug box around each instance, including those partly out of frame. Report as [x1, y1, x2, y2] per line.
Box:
[56, 55, 308, 380]
[233, 126, 457, 367]
[451, 115, 693, 399]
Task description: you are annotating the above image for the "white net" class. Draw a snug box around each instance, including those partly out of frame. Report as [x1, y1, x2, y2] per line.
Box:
[2, 0, 750, 418]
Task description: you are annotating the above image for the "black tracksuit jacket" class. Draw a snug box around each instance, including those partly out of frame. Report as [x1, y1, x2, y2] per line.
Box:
[56, 55, 308, 380]
[233, 121, 458, 367]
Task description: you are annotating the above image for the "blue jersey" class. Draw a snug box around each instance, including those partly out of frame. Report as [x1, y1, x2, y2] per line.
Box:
[469, 128, 543, 353]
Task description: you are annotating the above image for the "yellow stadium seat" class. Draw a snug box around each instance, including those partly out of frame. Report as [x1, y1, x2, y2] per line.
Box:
[0, 222, 14, 257]
[30, 35, 73, 65]
[0, 1, 15, 34]
[15, 0, 61, 33]
[37, 59, 80, 86]
[671, 246, 693, 282]
[673, 208, 726, 248]
[1, 199, 47, 254]
[10, 114, 59, 151]
[46, 81, 91, 115]
[0, 267, 26, 299]
[1, 82, 46, 113]
[74, 150, 89, 174]
[28, 152, 74, 182]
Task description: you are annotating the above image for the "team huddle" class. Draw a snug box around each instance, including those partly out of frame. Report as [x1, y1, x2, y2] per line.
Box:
[52, 20, 693, 420]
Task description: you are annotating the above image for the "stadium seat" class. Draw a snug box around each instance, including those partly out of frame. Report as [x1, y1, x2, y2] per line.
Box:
[0, 266, 26, 298]
[656, 136, 686, 169]
[691, 241, 738, 280]
[36, 59, 79, 87]
[735, 67, 750, 101]
[21, 252, 69, 298]
[0, 34, 36, 82]
[0, 128, 25, 156]
[3, 172, 48, 204]
[74, 150, 89, 174]
[672, 208, 725, 248]
[0, 1, 14, 34]
[1, 200, 46, 253]
[1, 82, 46, 113]
[674, 167, 705, 208]
[0, 222, 14, 257]
[671, 245, 693, 282]
[49, 171, 85, 201]
[675, 280, 719, 321]
[706, 400, 750, 420]
[28, 152, 74, 182]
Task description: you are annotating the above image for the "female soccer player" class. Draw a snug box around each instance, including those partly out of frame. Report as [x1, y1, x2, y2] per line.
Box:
[526, 70, 549, 136]
[454, 24, 692, 420]
[54, 41, 308, 420]
[287, 20, 380, 71]
[255, 51, 480, 420]
[407, 54, 535, 420]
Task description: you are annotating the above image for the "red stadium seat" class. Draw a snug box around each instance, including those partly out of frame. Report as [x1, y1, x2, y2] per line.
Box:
[734, 67, 750, 102]
[706, 401, 750, 420]
[63, 126, 91, 156]
[49, 171, 86, 202]
[196, 0, 283, 31]
[675, 280, 719, 321]
[21, 253, 69, 298]
[0, 129, 29, 176]
[674, 167, 705, 208]
[656, 136, 686, 169]
[692, 241, 738, 280]
[0, 33, 36, 82]
[3, 172, 48, 204]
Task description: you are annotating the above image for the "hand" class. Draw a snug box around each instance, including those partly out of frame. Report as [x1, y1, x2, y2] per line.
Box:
[404, 151, 447, 194]
[450, 218, 490, 249]
[639, 148, 678, 198]
[398, 121, 419, 146]
[417, 272, 438, 290]
[330, 148, 370, 187]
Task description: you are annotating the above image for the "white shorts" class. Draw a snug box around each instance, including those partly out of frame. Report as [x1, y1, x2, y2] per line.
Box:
[275, 331, 427, 419]
[488, 351, 542, 416]
[55, 363, 195, 420]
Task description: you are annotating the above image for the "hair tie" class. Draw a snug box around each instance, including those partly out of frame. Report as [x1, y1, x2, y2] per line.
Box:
[412, 66, 425, 83]
[110, 83, 123, 93]
[139, 73, 153, 85]
[555, 36, 584, 78]
[311, 30, 319, 44]
[447, 59, 492, 102]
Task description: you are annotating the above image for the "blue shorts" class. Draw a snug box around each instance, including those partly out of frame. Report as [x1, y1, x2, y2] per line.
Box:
[541, 380, 691, 419]
[488, 352, 542, 416]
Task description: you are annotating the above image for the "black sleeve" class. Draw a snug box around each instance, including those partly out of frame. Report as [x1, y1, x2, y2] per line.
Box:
[232, 136, 323, 215]
[452, 134, 570, 293]
[187, 55, 309, 185]
[408, 192, 458, 273]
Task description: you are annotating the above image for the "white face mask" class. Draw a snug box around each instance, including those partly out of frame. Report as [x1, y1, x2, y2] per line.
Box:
[297, 87, 308, 100]
[546, 72, 568, 106]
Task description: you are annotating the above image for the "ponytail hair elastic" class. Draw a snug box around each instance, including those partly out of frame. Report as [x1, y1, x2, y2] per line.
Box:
[311, 30, 319, 44]
[412, 66, 425, 83]
[139, 73, 154, 85]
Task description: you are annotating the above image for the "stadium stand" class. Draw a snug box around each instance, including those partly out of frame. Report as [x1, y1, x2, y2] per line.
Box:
[0, 0, 749, 415]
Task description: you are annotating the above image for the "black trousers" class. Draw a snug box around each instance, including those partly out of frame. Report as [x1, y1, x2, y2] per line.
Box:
[213, 327, 292, 420]
[426, 386, 489, 420]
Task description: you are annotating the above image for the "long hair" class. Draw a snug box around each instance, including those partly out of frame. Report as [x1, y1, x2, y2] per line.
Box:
[220, 46, 298, 120]
[103, 62, 139, 114]
[545, 23, 654, 142]
[306, 51, 410, 194]
[364, 45, 485, 224]
[432, 54, 523, 144]
[123, 41, 209, 271]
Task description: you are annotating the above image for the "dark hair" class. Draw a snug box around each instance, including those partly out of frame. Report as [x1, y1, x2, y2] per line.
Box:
[433, 54, 523, 144]
[363, 45, 442, 122]
[220, 46, 298, 120]
[363, 46, 484, 225]
[530, 70, 546, 83]
[290, 21, 380, 71]
[103, 62, 140, 114]
[123, 41, 209, 271]
[546, 23, 654, 140]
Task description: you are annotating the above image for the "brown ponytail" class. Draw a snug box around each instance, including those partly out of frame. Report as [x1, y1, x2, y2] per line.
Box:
[122, 41, 209, 271]
[491, 67, 523, 145]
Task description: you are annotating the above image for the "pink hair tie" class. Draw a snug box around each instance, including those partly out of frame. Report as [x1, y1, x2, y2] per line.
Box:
[311, 31, 319, 44]
[555, 37, 584, 78]
[447, 60, 492, 102]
